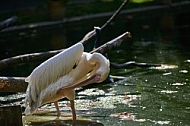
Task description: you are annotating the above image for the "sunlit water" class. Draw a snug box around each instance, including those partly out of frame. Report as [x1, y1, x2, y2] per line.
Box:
[0, 10, 190, 126]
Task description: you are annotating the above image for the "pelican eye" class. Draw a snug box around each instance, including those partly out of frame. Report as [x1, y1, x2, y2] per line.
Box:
[73, 63, 77, 69]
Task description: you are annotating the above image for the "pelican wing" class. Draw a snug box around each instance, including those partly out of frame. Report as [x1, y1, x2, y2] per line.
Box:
[25, 43, 84, 108]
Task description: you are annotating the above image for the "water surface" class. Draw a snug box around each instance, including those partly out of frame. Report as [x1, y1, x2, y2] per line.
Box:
[0, 10, 190, 126]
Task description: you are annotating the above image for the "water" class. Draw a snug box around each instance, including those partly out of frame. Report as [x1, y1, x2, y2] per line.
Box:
[0, 10, 190, 126]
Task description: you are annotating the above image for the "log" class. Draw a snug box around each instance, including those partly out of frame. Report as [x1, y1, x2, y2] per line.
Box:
[0, 50, 63, 71]
[90, 32, 131, 54]
[0, 0, 131, 92]
[0, 31, 131, 71]
[110, 61, 161, 69]
[0, 105, 23, 126]
[0, 16, 18, 31]
[0, 77, 27, 92]
[0, 32, 131, 92]
[0, 0, 130, 71]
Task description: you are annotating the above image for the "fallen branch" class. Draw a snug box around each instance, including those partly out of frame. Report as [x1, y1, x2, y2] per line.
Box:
[90, 32, 131, 54]
[80, 0, 129, 45]
[0, 32, 131, 92]
[0, 77, 26, 92]
[0, 32, 131, 71]
[0, 0, 130, 71]
[0, 16, 18, 31]
[111, 61, 161, 69]
[0, 50, 63, 71]
[0, 0, 131, 92]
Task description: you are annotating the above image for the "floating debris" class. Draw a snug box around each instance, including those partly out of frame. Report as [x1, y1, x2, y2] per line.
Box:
[171, 82, 185, 86]
[150, 120, 170, 125]
[179, 70, 188, 73]
[110, 112, 135, 120]
[150, 64, 178, 70]
[185, 59, 190, 63]
[159, 90, 178, 94]
[163, 72, 172, 76]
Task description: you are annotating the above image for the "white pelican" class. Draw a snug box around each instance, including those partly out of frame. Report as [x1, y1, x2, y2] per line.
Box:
[25, 43, 110, 120]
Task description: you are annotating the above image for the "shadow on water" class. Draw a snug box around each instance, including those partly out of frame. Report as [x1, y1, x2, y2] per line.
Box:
[0, 4, 190, 126]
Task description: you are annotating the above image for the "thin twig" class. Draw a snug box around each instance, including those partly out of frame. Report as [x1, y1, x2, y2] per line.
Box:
[80, 0, 129, 45]
[0, 0, 130, 71]
[0, 32, 131, 71]
[110, 61, 161, 69]
[101, 0, 129, 29]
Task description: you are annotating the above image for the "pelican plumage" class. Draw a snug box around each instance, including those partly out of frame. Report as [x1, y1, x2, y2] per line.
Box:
[25, 43, 110, 120]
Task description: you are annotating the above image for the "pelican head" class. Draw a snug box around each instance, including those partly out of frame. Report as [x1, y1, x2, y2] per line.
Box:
[25, 43, 110, 121]
[86, 52, 110, 83]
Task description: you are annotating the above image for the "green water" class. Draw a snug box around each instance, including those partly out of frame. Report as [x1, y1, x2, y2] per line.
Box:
[0, 10, 190, 126]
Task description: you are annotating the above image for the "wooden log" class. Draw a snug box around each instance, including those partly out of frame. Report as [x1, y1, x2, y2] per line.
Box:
[0, 31, 131, 71]
[0, 32, 131, 92]
[0, 50, 63, 71]
[110, 61, 161, 68]
[90, 32, 131, 54]
[0, 16, 18, 31]
[0, 77, 27, 92]
[0, 105, 23, 126]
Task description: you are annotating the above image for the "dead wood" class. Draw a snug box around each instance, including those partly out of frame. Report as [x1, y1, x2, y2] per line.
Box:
[0, 77, 27, 92]
[110, 61, 161, 69]
[0, 0, 130, 71]
[0, 0, 131, 92]
[0, 32, 131, 71]
[0, 105, 23, 126]
[0, 16, 18, 31]
[0, 32, 131, 92]
[0, 50, 63, 71]
[80, 0, 129, 45]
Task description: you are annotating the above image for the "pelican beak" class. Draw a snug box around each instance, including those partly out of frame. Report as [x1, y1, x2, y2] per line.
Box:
[58, 74, 101, 91]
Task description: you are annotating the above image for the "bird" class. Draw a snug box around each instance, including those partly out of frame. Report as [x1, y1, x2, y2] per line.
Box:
[25, 42, 110, 120]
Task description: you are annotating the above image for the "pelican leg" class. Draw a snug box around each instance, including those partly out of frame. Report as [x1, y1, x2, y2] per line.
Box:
[70, 100, 76, 121]
[54, 101, 61, 117]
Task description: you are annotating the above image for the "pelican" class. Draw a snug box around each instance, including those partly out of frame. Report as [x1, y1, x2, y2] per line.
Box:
[25, 43, 110, 120]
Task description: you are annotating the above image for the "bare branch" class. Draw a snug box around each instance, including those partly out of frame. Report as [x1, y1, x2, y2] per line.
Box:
[0, 0, 130, 71]
[111, 61, 161, 69]
[0, 32, 131, 71]
[101, 0, 129, 30]
[80, 0, 129, 45]
[0, 32, 131, 92]
[0, 50, 63, 71]
[90, 32, 131, 54]
[0, 16, 18, 31]
[0, 77, 27, 92]
[0, 0, 131, 92]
